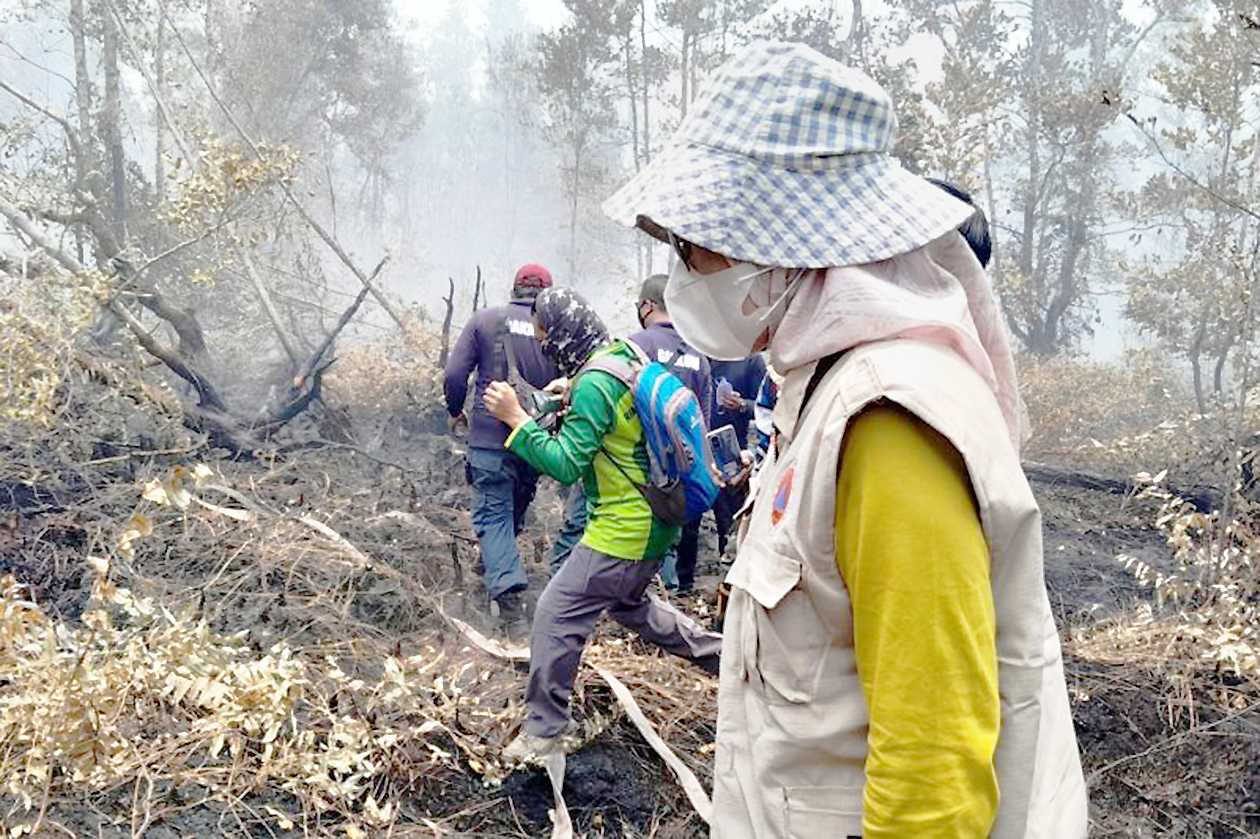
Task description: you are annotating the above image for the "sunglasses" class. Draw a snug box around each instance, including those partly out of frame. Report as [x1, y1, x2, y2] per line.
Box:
[668, 230, 695, 272]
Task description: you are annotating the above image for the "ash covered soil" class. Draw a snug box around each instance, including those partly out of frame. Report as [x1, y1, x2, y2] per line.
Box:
[2, 447, 1256, 839]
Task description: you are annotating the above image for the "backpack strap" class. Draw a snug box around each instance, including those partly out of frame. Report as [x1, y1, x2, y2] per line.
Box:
[580, 357, 636, 388]
[573, 341, 641, 390]
[504, 325, 523, 384]
[574, 342, 688, 523]
[620, 337, 651, 367]
[493, 309, 528, 388]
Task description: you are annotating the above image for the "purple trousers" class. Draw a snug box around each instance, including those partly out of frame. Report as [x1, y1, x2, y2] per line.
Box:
[524, 543, 723, 736]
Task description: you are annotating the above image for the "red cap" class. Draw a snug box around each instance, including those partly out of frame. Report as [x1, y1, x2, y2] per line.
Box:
[513, 263, 553, 290]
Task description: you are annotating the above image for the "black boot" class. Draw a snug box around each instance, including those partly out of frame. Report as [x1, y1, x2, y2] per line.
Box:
[495, 590, 530, 638]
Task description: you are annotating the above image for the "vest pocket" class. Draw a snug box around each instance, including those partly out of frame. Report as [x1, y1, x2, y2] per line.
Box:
[729, 545, 827, 704]
[783, 784, 863, 838]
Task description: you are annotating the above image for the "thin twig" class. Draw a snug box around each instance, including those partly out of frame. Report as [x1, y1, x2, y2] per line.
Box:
[0, 79, 83, 160]
[1086, 698, 1260, 784]
[1123, 111, 1260, 224]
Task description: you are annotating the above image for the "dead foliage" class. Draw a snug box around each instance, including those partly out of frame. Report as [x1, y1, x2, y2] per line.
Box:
[0, 440, 716, 838]
[1059, 473, 1260, 837]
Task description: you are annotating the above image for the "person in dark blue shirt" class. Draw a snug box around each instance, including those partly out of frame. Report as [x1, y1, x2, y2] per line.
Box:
[633, 275, 713, 592]
[444, 264, 559, 628]
[708, 353, 767, 558]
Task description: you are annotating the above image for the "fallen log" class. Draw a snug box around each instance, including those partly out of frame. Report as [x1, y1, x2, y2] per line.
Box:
[1022, 461, 1222, 512]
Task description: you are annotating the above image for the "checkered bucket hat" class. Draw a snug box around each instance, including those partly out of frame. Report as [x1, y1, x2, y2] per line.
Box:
[602, 41, 973, 268]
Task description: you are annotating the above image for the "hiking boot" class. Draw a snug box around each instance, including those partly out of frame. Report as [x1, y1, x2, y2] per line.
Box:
[503, 722, 581, 765]
[496, 590, 530, 638]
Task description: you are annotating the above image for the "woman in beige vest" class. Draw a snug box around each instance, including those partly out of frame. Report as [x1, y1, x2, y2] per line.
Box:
[600, 41, 1088, 838]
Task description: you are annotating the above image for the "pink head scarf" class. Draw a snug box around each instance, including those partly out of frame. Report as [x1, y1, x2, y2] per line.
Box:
[770, 231, 1028, 453]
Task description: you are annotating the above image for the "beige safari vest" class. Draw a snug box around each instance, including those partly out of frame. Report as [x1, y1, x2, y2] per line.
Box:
[711, 339, 1087, 838]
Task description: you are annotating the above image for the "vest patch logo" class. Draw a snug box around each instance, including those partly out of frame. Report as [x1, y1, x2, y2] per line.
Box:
[771, 466, 794, 526]
[656, 349, 701, 371]
[507, 319, 535, 337]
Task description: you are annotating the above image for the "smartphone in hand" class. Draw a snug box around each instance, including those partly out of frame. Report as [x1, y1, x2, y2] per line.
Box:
[707, 425, 743, 481]
[526, 389, 564, 417]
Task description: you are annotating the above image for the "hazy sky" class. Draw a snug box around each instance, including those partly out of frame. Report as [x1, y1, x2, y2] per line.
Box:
[397, 0, 854, 36]
[0, 0, 1137, 359]
[390, 0, 1137, 358]
[397, 0, 574, 31]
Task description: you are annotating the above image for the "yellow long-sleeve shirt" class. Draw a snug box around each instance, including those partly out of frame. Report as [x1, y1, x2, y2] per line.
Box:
[834, 404, 1000, 837]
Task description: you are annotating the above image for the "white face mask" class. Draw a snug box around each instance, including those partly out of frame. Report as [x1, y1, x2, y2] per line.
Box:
[666, 258, 804, 360]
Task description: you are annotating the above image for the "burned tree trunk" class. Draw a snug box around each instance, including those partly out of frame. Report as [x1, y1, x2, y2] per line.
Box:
[439, 277, 455, 368]
[0, 196, 377, 454]
[473, 265, 485, 311]
[101, 4, 128, 239]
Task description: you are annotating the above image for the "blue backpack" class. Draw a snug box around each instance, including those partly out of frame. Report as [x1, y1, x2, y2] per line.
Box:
[579, 339, 719, 526]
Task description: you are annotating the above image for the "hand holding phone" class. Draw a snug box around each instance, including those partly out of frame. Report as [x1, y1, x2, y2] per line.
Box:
[708, 425, 743, 482]
[527, 390, 564, 417]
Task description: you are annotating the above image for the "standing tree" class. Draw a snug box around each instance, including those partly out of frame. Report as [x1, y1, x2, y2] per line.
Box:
[744, 2, 933, 169]
[905, 0, 1143, 355]
[1124, 0, 1260, 410]
[534, 0, 622, 282]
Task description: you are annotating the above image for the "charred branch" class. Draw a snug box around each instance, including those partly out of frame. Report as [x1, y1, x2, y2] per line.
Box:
[473, 264, 484, 311]
[293, 256, 387, 393]
[439, 277, 455, 367]
[106, 298, 227, 413]
[0, 196, 346, 454]
[1023, 461, 1221, 513]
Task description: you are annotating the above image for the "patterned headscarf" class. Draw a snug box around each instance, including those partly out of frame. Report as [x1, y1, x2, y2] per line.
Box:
[532, 288, 609, 377]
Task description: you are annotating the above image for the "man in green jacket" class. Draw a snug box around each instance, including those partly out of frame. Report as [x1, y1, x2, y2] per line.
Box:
[484, 288, 721, 762]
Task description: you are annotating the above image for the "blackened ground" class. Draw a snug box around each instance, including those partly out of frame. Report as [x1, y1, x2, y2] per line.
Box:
[1033, 480, 1260, 838]
[1072, 657, 1260, 839]
[3, 447, 1255, 838]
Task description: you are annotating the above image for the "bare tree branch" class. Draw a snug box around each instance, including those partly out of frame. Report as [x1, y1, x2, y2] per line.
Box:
[294, 256, 389, 391]
[157, 2, 406, 329]
[107, 297, 226, 412]
[439, 277, 455, 367]
[0, 80, 83, 161]
[0, 196, 87, 274]
[0, 196, 224, 422]
[251, 257, 389, 437]
[240, 249, 301, 366]
[1124, 111, 1260, 224]
[0, 42, 77, 91]
[132, 214, 242, 276]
